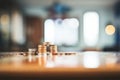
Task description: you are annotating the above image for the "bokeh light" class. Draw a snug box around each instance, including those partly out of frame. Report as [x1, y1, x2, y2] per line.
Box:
[0, 14, 9, 26]
[105, 25, 115, 35]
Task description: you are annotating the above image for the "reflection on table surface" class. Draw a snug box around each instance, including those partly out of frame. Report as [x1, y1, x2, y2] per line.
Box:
[1, 51, 120, 80]
[0, 51, 120, 72]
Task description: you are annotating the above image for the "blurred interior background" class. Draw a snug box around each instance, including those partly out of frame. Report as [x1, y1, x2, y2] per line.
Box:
[0, 0, 120, 52]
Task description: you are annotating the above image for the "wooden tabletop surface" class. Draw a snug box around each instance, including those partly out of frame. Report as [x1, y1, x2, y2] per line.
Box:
[0, 51, 120, 79]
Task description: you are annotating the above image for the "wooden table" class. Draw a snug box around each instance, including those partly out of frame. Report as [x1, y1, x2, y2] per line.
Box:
[0, 51, 120, 80]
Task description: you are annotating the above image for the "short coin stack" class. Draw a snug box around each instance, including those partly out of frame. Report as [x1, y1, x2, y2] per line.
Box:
[38, 42, 58, 55]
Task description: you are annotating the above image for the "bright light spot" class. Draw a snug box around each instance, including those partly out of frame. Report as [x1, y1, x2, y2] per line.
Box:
[11, 11, 25, 44]
[63, 18, 79, 28]
[0, 14, 9, 26]
[0, 14, 10, 39]
[44, 19, 55, 44]
[105, 25, 115, 35]
[83, 52, 100, 68]
[83, 12, 99, 46]
[44, 18, 79, 46]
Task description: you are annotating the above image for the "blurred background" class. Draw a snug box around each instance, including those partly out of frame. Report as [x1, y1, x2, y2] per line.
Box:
[0, 0, 120, 52]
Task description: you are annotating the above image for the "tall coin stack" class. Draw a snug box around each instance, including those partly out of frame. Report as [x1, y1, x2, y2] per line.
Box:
[38, 45, 47, 56]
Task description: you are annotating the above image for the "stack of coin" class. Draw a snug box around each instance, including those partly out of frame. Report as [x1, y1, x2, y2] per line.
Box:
[38, 42, 58, 55]
[43, 42, 51, 52]
[38, 45, 47, 55]
[28, 48, 36, 55]
[50, 45, 57, 55]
